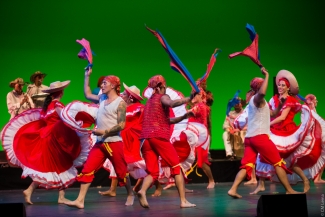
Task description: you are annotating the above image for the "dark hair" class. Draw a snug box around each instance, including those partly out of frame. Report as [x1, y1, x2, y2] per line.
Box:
[42, 90, 63, 112]
[97, 76, 105, 88]
[205, 90, 214, 106]
[42, 95, 52, 112]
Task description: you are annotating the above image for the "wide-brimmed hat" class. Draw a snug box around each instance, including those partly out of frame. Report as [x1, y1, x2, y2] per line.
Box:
[9, 78, 25, 88]
[42, 80, 70, 93]
[30, 71, 47, 83]
[276, 70, 299, 95]
[123, 83, 143, 101]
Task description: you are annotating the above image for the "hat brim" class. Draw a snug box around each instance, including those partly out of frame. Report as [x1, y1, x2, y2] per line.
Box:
[9, 81, 25, 88]
[42, 81, 70, 93]
[123, 83, 143, 101]
[276, 70, 299, 95]
[30, 73, 47, 83]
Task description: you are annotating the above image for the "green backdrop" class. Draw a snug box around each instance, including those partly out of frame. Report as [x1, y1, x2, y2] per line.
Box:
[1, 1, 324, 151]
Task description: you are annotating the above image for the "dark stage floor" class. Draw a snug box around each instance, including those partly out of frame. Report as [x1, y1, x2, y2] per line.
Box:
[0, 181, 324, 217]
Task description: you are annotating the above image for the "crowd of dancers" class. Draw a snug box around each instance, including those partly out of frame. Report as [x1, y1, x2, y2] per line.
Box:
[1, 25, 325, 210]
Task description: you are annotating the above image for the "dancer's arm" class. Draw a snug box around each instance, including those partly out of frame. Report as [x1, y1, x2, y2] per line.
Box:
[93, 100, 127, 137]
[254, 67, 269, 108]
[84, 69, 100, 103]
[169, 112, 191, 124]
[161, 94, 191, 108]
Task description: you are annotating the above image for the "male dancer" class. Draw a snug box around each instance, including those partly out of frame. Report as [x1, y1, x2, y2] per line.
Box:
[137, 75, 196, 208]
[64, 69, 129, 208]
[227, 67, 302, 198]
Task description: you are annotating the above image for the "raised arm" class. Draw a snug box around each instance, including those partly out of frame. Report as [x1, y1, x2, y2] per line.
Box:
[84, 69, 100, 103]
[161, 94, 191, 108]
[253, 67, 269, 108]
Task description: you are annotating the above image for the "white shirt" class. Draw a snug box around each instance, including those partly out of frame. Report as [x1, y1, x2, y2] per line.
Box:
[245, 95, 271, 137]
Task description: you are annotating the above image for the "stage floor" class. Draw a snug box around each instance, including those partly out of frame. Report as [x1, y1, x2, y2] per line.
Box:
[0, 181, 323, 217]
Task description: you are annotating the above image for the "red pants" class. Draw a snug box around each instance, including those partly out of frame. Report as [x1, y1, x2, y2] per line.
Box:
[142, 137, 181, 180]
[195, 146, 210, 168]
[76, 141, 127, 186]
[241, 134, 292, 180]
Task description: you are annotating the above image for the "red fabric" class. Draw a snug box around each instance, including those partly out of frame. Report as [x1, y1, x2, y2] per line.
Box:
[140, 94, 170, 140]
[270, 95, 301, 137]
[241, 134, 292, 180]
[296, 121, 322, 170]
[120, 103, 144, 164]
[278, 77, 290, 88]
[229, 34, 262, 67]
[77, 141, 127, 186]
[103, 76, 121, 95]
[249, 77, 264, 92]
[148, 75, 166, 88]
[141, 138, 180, 180]
[173, 132, 191, 163]
[195, 146, 210, 168]
[13, 101, 81, 173]
[188, 102, 210, 127]
[75, 111, 95, 128]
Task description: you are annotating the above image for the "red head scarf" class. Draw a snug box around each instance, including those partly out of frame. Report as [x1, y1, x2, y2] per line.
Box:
[249, 77, 264, 92]
[278, 77, 290, 88]
[104, 75, 121, 95]
[148, 75, 166, 89]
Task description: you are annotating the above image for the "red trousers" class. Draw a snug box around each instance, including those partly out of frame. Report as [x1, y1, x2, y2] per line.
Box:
[195, 146, 210, 168]
[241, 134, 292, 180]
[76, 141, 127, 186]
[142, 137, 181, 180]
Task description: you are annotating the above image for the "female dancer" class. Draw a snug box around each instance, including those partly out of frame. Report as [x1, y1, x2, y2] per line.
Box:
[1, 80, 91, 204]
[252, 70, 313, 194]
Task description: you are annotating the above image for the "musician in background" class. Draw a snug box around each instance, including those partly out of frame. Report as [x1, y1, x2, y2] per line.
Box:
[6, 78, 35, 120]
[27, 71, 48, 108]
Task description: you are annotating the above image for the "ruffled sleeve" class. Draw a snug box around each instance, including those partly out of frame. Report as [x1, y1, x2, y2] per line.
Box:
[281, 96, 302, 114]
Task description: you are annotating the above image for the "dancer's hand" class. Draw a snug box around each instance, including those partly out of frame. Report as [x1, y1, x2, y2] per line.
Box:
[85, 68, 92, 76]
[185, 110, 194, 118]
[92, 128, 104, 136]
[260, 67, 269, 76]
[190, 91, 199, 100]
[279, 97, 287, 105]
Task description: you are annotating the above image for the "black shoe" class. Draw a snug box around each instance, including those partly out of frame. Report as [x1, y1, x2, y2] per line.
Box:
[226, 155, 235, 161]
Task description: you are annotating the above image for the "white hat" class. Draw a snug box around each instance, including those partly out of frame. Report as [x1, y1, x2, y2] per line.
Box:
[42, 80, 70, 93]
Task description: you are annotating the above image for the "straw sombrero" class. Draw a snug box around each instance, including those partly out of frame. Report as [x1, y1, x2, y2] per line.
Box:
[30, 71, 47, 83]
[9, 78, 25, 88]
[276, 70, 299, 95]
[123, 83, 143, 101]
[42, 80, 70, 93]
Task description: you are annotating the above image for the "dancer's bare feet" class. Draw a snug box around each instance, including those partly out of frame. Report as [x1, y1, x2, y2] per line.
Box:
[314, 179, 325, 184]
[152, 184, 163, 197]
[303, 179, 310, 193]
[58, 196, 70, 204]
[133, 179, 143, 193]
[207, 182, 215, 189]
[125, 195, 134, 206]
[286, 189, 304, 194]
[163, 183, 175, 190]
[137, 191, 149, 208]
[227, 190, 242, 199]
[98, 189, 116, 197]
[244, 179, 258, 185]
[23, 189, 33, 205]
[64, 200, 84, 209]
[180, 200, 196, 208]
[185, 188, 194, 193]
[249, 185, 265, 195]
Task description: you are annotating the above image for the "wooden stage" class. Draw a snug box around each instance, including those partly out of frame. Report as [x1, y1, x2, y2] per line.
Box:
[0, 150, 324, 216]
